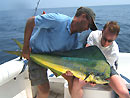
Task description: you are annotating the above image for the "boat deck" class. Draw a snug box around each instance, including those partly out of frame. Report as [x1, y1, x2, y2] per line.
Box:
[13, 89, 64, 98]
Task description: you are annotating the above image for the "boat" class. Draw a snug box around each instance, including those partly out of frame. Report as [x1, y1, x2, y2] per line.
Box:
[0, 52, 130, 98]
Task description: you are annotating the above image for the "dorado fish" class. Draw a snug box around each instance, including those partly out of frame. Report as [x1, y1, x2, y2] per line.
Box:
[3, 39, 110, 84]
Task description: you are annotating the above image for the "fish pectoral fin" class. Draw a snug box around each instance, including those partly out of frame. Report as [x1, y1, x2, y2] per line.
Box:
[85, 74, 96, 82]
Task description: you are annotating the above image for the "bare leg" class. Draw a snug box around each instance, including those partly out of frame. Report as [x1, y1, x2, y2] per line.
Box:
[36, 82, 50, 98]
[107, 75, 129, 98]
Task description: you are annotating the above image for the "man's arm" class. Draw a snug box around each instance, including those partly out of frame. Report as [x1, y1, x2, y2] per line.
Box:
[22, 16, 35, 60]
[85, 31, 95, 47]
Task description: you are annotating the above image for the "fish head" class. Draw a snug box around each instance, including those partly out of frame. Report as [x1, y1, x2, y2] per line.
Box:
[85, 73, 109, 84]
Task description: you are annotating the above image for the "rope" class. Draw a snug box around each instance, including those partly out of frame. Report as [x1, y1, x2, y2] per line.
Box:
[33, 0, 41, 16]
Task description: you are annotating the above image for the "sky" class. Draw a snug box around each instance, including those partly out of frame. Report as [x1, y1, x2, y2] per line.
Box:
[1, 0, 130, 11]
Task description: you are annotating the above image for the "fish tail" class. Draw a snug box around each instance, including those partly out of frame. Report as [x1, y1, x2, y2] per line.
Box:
[3, 50, 22, 57]
[12, 38, 23, 50]
[2, 39, 23, 57]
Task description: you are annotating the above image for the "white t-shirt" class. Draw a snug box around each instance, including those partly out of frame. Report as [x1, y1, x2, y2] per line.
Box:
[87, 30, 119, 69]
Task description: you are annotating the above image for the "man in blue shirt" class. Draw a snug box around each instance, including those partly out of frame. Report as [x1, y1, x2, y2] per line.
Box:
[22, 7, 97, 98]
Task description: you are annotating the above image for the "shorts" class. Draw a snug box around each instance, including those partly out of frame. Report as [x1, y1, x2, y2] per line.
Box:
[110, 66, 118, 76]
[28, 59, 49, 86]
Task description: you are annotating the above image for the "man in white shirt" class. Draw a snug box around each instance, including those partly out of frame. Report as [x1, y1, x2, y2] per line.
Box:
[70, 21, 129, 98]
[86, 22, 119, 70]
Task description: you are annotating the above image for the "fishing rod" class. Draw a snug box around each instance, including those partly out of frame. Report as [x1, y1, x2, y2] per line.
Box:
[33, 0, 41, 16]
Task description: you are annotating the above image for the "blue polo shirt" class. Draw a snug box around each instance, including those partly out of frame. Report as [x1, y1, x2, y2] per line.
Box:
[30, 13, 78, 53]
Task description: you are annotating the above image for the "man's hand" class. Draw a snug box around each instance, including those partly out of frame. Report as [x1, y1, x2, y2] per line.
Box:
[89, 82, 96, 87]
[62, 71, 74, 82]
[86, 44, 90, 47]
[64, 71, 73, 76]
[22, 47, 31, 60]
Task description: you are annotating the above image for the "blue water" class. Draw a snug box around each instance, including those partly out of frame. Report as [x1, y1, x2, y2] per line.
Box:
[0, 5, 130, 64]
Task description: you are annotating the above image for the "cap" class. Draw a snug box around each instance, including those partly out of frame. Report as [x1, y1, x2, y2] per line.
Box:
[78, 7, 98, 31]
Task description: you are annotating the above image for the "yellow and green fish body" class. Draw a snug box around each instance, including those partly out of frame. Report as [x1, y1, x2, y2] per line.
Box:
[4, 39, 110, 84]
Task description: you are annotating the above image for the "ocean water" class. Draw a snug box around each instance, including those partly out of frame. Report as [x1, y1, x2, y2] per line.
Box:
[0, 4, 130, 64]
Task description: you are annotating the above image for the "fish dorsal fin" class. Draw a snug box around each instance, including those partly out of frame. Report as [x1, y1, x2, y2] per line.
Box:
[51, 46, 106, 60]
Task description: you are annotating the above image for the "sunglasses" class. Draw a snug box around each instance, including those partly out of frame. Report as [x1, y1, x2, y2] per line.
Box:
[102, 36, 113, 43]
